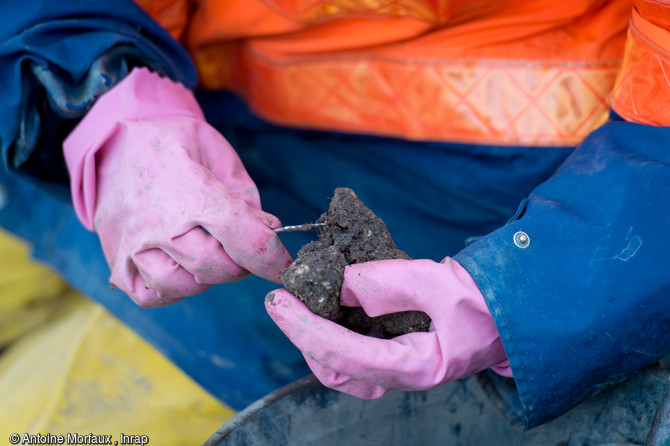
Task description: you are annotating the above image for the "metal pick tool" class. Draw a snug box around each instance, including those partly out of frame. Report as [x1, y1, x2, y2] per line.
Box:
[273, 223, 326, 233]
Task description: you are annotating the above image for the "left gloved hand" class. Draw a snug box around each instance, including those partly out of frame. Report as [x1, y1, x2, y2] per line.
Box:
[63, 68, 292, 307]
[266, 257, 512, 399]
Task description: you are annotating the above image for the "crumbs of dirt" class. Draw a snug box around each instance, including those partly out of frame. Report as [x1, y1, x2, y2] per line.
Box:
[281, 187, 431, 339]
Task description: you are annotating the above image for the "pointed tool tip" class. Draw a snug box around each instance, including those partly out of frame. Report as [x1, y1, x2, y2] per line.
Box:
[273, 223, 326, 233]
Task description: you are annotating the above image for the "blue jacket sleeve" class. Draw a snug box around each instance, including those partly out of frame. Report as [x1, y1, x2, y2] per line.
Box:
[454, 114, 670, 429]
[0, 0, 197, 200]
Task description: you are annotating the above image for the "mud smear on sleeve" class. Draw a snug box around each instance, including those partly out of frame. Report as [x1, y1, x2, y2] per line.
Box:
[281, 187, 431, 339]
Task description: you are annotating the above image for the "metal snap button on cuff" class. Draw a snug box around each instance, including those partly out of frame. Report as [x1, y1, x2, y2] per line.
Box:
[513, 231, 530, 249]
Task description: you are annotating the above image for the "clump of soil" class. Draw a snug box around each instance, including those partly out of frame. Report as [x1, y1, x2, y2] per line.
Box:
[281, 188, 431, 339]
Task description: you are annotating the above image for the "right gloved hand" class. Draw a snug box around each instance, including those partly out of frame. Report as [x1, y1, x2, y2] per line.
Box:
[266, 257, 511, 399]
[63, 68, 292, 308]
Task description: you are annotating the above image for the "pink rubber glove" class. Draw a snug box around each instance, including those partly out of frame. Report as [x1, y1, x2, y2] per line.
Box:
[266, 258, 512, 398]
[63, 67, 292, 308]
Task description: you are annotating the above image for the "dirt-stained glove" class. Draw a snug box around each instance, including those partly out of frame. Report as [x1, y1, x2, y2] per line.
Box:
[266, 258, 511, 398]
[64, 67, 292, 308]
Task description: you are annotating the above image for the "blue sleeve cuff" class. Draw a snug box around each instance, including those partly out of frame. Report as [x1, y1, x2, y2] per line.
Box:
[454, 118, 670, 429]
[0, 0, 197, 200]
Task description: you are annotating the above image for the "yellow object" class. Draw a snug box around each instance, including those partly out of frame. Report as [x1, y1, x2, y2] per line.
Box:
[0, 229, 235, 444]
[0, 229, 74, 349]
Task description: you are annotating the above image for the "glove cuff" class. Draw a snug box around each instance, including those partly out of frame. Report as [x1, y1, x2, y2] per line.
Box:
[448, 257, 513, 378]
[63, 67, 204, 230]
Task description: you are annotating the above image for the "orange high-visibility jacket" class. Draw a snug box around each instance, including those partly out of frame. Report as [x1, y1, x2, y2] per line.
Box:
[134, 0, 668, 146]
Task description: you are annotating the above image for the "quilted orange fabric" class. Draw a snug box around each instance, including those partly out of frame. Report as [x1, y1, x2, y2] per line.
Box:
[611, 3, 670, 126]
[134, 0, 636, 146]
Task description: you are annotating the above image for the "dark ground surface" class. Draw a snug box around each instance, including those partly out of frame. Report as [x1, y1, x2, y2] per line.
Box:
[281, 188, 431, 338]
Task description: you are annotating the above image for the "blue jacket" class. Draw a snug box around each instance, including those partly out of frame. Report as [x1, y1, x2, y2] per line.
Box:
[454, 116, 670, 428]
[1, 0, 668, 430]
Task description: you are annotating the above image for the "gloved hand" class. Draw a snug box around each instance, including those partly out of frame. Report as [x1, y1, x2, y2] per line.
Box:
[266, 257, 512, 398]
[63, 67, 292, 308]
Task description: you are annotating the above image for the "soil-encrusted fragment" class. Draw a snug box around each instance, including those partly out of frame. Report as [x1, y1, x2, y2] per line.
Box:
[281, 187, 431, 338]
